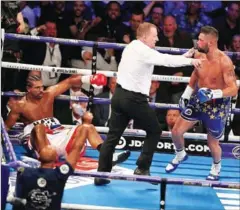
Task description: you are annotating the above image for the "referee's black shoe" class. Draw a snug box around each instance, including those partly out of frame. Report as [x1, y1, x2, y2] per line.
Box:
[134, 167, 158, 185]
[112, 150, 131, 166]
[94, 151, 131, 186]
[94, 178, 111, 186]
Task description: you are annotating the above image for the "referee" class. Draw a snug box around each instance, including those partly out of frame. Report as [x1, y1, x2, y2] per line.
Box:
[95, 22, 202, 185]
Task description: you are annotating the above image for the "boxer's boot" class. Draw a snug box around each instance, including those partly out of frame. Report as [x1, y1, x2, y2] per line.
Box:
[165, 150, 188, 173]
[206, 162, 221, 181]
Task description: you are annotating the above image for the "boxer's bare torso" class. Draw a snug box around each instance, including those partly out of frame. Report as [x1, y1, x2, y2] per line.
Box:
[5, 90, 56, 130]
[18, 92, 54, 122]
[194, 50, 235, 90]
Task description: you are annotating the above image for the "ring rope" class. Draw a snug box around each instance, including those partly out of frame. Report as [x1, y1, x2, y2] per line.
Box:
[5, 33, 240, 57]
[1, 117, 17, 162]
[2, 61, 240, 86]
[94, 126, 240, 142]
[2, 91, 240, 115]
[73, 171, 240, 189]
[1, 118, 30, 168]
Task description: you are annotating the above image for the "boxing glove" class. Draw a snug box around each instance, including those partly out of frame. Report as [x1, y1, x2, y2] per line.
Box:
[81, 73, 107, 86]
[179, 85, 194, 110]
[197, 88, 223, 103]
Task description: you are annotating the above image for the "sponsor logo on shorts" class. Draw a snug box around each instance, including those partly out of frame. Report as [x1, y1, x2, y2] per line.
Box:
[232, 145, 240, 159]
[184, 108, 192, 116]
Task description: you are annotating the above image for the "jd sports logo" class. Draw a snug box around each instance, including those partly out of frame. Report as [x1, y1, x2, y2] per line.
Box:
[115, 137, 126, 149]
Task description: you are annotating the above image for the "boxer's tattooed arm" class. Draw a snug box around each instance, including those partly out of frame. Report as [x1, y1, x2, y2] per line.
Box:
[227, 70, 236, 79]
[222, 58, 238, 97]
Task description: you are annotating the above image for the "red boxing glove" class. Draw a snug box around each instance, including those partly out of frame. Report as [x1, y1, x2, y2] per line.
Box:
[90, 73, 107, 86]
[81, 73, 107, 86]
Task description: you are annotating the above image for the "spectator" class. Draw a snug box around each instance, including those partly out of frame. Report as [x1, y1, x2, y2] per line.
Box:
[38, 1, 72, 39]
[71, 46, 117, 73]
[25, 21, 67, 87]
[86, 1, 127, 43]
[213, 2, 240, 50]
[86, 1, 128, 63]
[121, 1, 146, 22]
[53, 82, 89, 125]
[165, 109, 180, 131]
[144, 2, 164, 36]
[176, 1, 212, 39]
[1, 2, 27, 119]
[24, 20, 91, 88]
[205, 1, 229, 19]
[122, 9, 145, 44]
[230, 34, 240, 78]
[164, 109, 204, 134]
[69, 1, 104, 74]
[19, 1, 37, 29]
[164, 1, 186, 16]
[69, 1, 100, 40]
[155, 15, 194, 104]
[92, 77, 117, 126]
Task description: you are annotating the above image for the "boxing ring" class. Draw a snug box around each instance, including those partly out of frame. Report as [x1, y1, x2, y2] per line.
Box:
[1, 32, 240, 210]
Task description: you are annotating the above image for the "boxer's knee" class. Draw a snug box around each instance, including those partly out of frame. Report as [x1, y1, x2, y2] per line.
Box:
[76, 124, 89, 136]
[207, 135, 220, 148]
[172, 126, 184, 138]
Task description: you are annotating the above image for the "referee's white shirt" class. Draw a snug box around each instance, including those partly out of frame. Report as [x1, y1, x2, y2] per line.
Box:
[117, 40, 193, 96]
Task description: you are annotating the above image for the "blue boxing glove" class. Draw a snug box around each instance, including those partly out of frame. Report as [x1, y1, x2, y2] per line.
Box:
[179, 85, 194, 110]
[197, 88, 223, 103]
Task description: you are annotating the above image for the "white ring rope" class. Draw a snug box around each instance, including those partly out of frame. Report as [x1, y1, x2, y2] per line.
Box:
[57, 125, 240, 142]
[2, 61, 240, 86]
[9, 123, 240, 142]
[93, 126, 240, 142]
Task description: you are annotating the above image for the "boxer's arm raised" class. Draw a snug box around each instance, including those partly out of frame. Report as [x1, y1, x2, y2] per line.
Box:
[47, 74, 107, 97]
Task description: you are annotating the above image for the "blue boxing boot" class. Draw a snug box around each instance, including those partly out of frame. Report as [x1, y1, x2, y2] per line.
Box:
[206, 162, 221, 181]
[165, 150, 188, 173]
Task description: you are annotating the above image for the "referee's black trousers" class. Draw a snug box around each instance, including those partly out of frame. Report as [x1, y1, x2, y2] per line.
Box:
[98, 85, 162, 172]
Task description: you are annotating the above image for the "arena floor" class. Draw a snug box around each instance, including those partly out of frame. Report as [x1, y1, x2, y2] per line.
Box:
[5, 146, 240, 210]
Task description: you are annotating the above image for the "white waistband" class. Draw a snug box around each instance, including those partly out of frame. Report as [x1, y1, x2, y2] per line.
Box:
[23, 117, 61, 137]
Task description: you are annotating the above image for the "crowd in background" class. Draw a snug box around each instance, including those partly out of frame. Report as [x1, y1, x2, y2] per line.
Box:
[1, 1, 240, 136]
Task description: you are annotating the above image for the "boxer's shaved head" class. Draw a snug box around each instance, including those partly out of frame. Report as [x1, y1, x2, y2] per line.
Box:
[39, 145, 58, 164]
